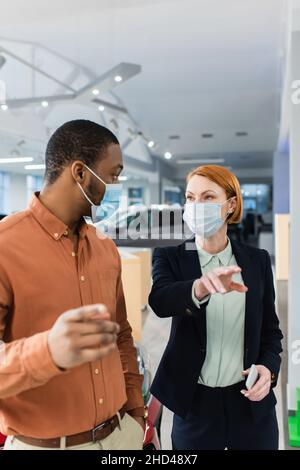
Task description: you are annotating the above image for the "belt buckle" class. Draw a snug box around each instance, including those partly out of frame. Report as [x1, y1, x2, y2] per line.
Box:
[92, 421, 107, 442]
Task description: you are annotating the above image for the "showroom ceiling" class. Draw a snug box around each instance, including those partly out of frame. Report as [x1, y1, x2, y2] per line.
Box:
[0, 0, 288, 174]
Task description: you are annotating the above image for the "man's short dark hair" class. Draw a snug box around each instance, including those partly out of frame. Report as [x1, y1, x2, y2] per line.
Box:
[45, 120, 119, 184]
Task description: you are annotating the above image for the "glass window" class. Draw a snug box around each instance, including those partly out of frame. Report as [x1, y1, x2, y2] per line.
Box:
[26, 175, 43, 204]
[0, 171, 10, 215]
[241, 184, 271, 217]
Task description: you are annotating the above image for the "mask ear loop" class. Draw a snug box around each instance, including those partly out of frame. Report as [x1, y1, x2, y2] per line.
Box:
[84, 164, 107, 187]
[77, 181, 94, 206]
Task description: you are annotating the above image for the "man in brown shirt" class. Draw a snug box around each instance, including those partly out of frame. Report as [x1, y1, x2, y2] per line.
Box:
[0, 120, 145, 450]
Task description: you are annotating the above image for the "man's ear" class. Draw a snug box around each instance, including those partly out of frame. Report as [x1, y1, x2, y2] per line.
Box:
[71, 161, 86, 183]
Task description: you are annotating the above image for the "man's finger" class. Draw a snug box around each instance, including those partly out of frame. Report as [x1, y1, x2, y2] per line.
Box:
[78, 333, 117, 349]
[65, 304, 110, 323]
[75, 320, 119, 336]
[80, 343, 116, 362]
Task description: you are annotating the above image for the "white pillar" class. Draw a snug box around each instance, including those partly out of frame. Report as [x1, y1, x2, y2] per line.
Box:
[288, 30, 300, 410]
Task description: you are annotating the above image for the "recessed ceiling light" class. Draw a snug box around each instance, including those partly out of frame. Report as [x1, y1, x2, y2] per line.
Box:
[168, 135, 180, 140]
[148, 140, 155, 148]
[236, 131, 248, 137]
[41, 101, 49, 108]
[98, 105, 105, 112]
[176, 158, 225, 164]
[0, 157, 34, 163]
[118, 175, 128, 181]
[1, 104, 8, 111]
[114, 75, 123, 83]
[25, 164, 46, 170]
[202, 133, 214, 138]
[164, 151, 172, 159]
[92, 89, 100, 96]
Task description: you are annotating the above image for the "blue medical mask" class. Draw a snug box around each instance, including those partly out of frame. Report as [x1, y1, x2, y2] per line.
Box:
[77, 164, 122, 223]
[183, 199, 233, 238]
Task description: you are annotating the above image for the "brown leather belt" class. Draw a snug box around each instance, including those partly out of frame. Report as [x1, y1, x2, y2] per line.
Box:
[15, 406, 126, 449]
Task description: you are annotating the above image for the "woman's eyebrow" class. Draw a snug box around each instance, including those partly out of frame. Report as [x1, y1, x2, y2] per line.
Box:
[185, 189, 217, 196]
[202, 190, 217, 195]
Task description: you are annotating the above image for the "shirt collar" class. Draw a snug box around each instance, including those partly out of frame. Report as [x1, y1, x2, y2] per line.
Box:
[29, 192, 89, 240]
[196, 237, 233, 267]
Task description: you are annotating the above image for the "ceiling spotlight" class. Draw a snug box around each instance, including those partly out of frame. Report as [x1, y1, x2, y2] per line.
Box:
[92, 89, 100, 96]
[41, 101, 49, 108]
[1, 104, 8, 111]
[98, 105, 105, 112]
[164, 151, 172, 160]
[148, 140, 155, 148]
[118, 176, 128, 181]
[114, 75, 123, 83]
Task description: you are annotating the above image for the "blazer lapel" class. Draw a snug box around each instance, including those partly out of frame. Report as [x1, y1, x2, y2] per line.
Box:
[178, 238, 207, 343]
[178, 237, 202, 281]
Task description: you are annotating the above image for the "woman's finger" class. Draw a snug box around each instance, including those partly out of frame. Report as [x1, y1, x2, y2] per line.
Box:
[202, 276, 217, 294]
[230, 281, 248, 293]
[207, 272, 227, 294]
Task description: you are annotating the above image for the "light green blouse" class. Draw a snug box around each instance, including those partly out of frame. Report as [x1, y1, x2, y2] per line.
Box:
[192, 238, 246, 387]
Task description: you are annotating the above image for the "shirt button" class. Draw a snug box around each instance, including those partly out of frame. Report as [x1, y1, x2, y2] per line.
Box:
[95, 368, 99, 375]
[64, 229, 69, 236]
[71, 252, 76, 257]
[54, 233, 59, 239]
[80, 275, 85, 282]
[99, 398, 103, 405]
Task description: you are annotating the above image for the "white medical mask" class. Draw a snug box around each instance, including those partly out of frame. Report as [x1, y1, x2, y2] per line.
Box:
[183, 199, 233, 238]
[77, 164, 122, 223]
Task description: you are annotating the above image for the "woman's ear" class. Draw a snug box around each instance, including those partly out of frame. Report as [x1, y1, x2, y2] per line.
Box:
[228, 197, 237, 214]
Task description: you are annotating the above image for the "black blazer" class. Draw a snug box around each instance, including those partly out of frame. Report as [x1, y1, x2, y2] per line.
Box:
[148, 238, 283, 420]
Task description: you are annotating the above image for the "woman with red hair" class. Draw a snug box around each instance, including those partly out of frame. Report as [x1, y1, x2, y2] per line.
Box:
[149, 165, 283, 450]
